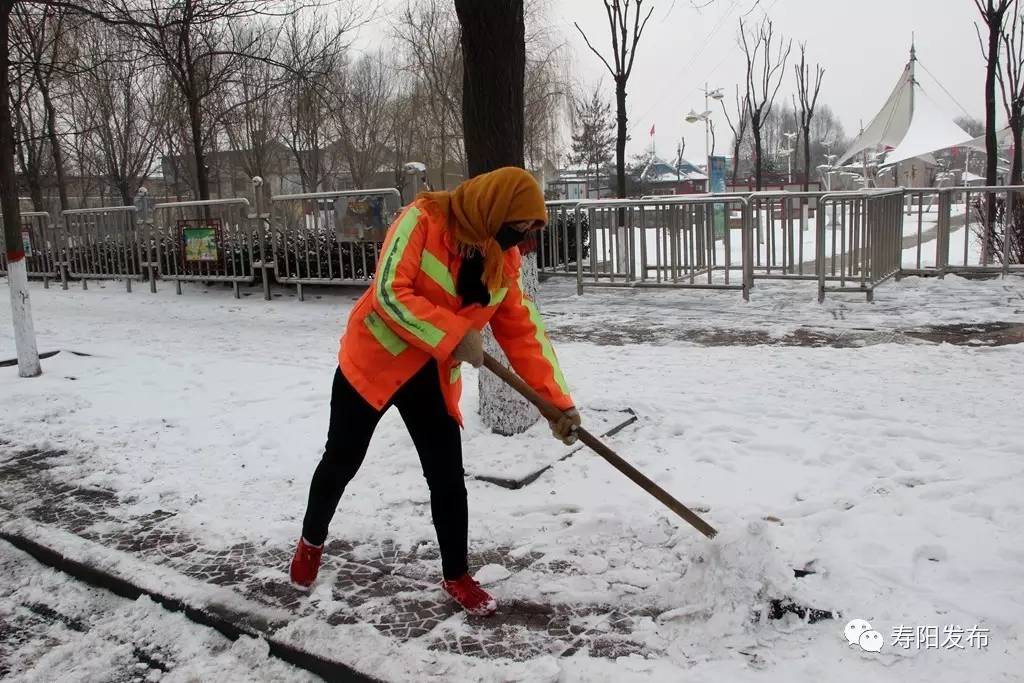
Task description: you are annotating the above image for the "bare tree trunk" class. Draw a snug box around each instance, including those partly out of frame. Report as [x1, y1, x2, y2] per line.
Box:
[753, 125, 764, 190]
[1011, 111, 1023, 185]
[454, 0, 538, 435]
[39, 82, 69, 211]
[614, 78, 627, 198]
[1, 0, 42, 377]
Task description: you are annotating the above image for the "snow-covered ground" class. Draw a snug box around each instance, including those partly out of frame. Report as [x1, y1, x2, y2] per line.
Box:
[2, 275, 1023, 681]
[0, 541, 313, 681]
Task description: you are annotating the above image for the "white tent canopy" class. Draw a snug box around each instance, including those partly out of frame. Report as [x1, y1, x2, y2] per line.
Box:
[838, 46, 973, 167]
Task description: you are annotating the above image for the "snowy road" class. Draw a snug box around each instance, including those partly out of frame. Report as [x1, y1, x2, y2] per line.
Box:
[2, 275, 1023, 681]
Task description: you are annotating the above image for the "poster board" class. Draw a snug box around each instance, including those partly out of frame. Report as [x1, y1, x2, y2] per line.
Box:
[334, 195, 390, 242]
[178, 218, 222, 263]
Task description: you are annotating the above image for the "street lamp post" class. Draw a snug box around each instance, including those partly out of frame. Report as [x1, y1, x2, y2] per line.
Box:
[686, 84, 724, 187]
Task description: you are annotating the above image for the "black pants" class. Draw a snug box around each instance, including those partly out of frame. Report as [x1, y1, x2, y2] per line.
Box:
[301, 362, 468, 580]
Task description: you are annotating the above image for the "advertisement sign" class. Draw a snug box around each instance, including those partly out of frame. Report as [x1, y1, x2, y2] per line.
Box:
[335, 195, 388, 242]
[709, 155, 727, 239]
[179, 219, 222, 262]
[21, 227, 32, 257]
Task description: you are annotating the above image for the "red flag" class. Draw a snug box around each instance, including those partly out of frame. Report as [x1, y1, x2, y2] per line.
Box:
[649, 124, 655, 136]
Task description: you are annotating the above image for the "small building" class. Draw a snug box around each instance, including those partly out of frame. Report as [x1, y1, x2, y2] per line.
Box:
[638, 157, 707, 195]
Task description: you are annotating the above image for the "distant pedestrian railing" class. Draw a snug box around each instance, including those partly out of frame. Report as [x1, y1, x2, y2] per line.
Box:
[269, 188, 402, 300]
[62, 206, 143, 292]
[5, 184, 1022, 303]
[0, 211, 59, 287]
[570, 195, 753, 300]
[539, 200, 587, 278]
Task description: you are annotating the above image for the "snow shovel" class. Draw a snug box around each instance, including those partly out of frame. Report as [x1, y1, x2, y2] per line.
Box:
[482, 353, 718, 539]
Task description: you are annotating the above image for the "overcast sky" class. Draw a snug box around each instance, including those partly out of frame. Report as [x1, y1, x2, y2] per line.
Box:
[354, 0, 990, 162]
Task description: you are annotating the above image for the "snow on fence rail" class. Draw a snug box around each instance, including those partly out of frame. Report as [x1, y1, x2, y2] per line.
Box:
[0, 211, 59, 287]
[62, 206, 144, 293]
[147, 198, 264, 300]
[268, 188, 402, 301]
[4, 186, 1023, 303]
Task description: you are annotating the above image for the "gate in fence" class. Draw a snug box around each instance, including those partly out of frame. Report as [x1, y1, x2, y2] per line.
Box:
[269, 189, 402, 300]
[0, 211, 59, 287]
[62, 206, 143, 292]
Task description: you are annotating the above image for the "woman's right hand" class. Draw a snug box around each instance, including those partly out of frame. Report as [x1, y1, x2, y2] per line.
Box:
[452, 328, 484, 367]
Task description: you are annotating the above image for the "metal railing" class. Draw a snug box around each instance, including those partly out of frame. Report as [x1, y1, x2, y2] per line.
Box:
[747, 191, 824, 279]
[9, 185, 1021, 305]
[268, 188, 402, 300]
[62, 206, 143, 292]
[538, 200, 584, 277]
[572, 195, 753, 300]
[940, 186, 1024, 276]
[148, 198, 259, 299]
[0, 211, 60, 287]
[815, 189, 904, 302]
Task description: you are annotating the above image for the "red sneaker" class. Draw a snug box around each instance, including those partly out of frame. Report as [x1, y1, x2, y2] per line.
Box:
[441, 574, 498, 616]
[289, 537, 323, 589]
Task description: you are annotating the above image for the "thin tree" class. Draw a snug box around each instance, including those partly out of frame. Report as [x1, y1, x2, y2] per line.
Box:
[793, 43, 824, 192]
[976, 0, 1015, 187]
[73, 24, 163, 204]
[740, 17, 791, 190]
[11, 3, 74, 211]
[393, 0, 465, 188]
[569, 84, 615, 196]
[998, 2, 1024, 186]
[574, 0, 654, 199]
[339, 52, 395, 188]
[997, 2, 1024, 263]
[721, 84, 749, 185]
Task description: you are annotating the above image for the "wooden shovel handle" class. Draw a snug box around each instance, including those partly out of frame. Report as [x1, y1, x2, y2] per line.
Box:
[481, 353, 718, 539]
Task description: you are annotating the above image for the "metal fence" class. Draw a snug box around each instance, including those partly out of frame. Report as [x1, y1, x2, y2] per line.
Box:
[0, 212, 60, 287]
[6, 185, 1023, 304]
[268, 189, 402, 301]
[571, 195, 753, 299]
[538, 200, 586, 278]
[814, 189, 904, 302]
[747, 191, 823, 279]
[62, 206, 143, 292]
[147, 198, 260, 299]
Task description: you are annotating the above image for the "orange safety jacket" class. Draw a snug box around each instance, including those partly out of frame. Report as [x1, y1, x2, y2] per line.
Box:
[339, 198, 573, 425]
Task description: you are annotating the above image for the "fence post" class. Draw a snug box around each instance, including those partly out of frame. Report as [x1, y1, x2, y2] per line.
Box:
[816, 196, 828, 303]
[134, 187, 157, 293]
[252, 176, 272, 301]
[741, 199, 752, 301]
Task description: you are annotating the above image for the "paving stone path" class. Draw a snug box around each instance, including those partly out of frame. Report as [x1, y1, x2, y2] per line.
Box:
[0, 443, 660, 666]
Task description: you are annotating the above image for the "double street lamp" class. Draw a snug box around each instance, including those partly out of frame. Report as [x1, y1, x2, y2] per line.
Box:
[685, 84, 724, 183]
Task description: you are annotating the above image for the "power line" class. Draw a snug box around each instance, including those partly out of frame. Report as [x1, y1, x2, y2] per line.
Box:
[917, 57, 976, 121]
[627, 0, 782, 136]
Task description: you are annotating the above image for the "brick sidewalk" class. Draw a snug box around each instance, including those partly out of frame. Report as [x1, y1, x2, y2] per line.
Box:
[0, 443, 659, 665]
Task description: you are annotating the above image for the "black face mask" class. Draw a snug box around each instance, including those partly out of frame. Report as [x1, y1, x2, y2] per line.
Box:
[495, 224, 527, 251]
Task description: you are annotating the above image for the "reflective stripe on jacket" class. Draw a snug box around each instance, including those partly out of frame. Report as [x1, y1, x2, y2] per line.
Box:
[338, 197, 573, 425]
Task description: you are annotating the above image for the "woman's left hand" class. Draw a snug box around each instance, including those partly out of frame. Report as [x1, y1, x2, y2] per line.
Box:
[549, 408, 581, 445]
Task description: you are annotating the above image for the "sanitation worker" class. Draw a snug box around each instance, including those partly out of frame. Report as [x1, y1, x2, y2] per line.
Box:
[290, 167, 581, 617]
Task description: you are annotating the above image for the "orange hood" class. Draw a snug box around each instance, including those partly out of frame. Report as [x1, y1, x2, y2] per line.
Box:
[419, 167, 547, 290]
